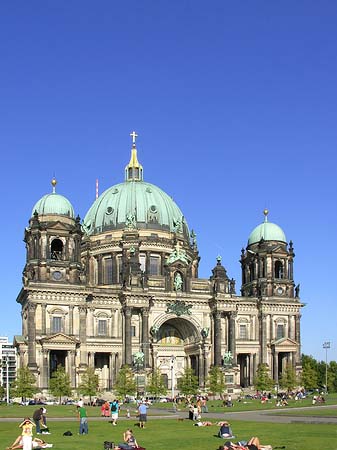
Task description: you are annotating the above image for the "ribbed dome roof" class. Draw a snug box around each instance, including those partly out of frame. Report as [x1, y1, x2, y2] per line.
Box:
[248, 210, 286, 245]
[83, 135, 189, 236]
[83, 180, 188, 236]
[31, 179, 75, 219]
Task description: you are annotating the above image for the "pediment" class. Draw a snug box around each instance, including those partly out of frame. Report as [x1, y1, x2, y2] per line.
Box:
[40, 333, 79, 345]
[44, 221, 72, 232]
[271, 337, 298, 348]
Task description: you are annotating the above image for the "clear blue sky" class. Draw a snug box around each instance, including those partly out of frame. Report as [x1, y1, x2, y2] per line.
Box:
[1, 1, 336, 362]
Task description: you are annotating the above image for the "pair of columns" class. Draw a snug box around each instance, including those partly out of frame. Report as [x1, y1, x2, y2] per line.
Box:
[213, 311, 237, 366]
[123, 306, 150, 368]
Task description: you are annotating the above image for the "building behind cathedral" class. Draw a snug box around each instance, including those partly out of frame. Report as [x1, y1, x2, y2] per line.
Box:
[15, 134, 304, 394]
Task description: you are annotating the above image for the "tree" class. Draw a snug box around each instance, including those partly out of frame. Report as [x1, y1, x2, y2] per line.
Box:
[114, 365, 136, 398]
[11, 367, 37, 401]
[253, 363, 274, 392]
[78, 367, 99, 405]
[49, 365, 72, 404]
[146, 368, 167, 399]
[0, 384, 5, 400]
[206, 366, 226, 399]
[301, 356, 318, 390]
[279, 364, 298, 392]
[177, 368, 199, 396]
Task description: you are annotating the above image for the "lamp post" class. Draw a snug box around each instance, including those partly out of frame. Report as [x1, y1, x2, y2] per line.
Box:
[170, 355, 175, 403]
[3, 357, 9, 404]
[323, 341, 330, 395]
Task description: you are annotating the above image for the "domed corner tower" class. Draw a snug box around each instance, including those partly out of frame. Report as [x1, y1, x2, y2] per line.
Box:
[240, 209, 304, 382]
[240, 209, 296, 299]
[22, 178, 83, 287]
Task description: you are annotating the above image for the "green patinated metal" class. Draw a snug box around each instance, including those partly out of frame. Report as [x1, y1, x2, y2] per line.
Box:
[31, 193, 75, 218]
[82, 180, 189, 235]
[248, 221, 286, 245]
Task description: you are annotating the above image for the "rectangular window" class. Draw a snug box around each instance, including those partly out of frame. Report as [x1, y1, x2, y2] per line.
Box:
[225, 375, 234, 384]
[239, 324, 248, 340]
[139, 254, 146, 272]
[276, 324, 285, 339]
[131, 325, 136, 337]
[116, 255, 122, 283]
[52, 317, 62, 333]
[104, 257, 113, 284]
[98, 320, 107, 336]
[149, 255, 160, 275]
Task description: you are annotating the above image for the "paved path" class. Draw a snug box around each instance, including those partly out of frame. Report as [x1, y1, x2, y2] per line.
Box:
[1, 405, 336, 425]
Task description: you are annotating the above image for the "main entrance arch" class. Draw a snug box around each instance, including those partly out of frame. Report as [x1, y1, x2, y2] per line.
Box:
[151, 316, 209, 392]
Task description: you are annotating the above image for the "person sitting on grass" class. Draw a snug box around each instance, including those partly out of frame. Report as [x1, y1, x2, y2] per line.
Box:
[117, 429, 139, 449]
[218, 421, 235, 439]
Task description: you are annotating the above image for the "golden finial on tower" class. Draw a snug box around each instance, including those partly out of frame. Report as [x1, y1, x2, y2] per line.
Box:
[125, 131, 143, 181]
[263, 208, 269, 222]
[51, 177, 57, 193]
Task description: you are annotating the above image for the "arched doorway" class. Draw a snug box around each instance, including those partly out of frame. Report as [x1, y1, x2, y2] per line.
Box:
[152, 317, 205, 392]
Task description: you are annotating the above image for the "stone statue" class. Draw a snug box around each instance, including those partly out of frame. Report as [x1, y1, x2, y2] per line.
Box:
[229, 278, 236, 294]
[166, 242, 189, 265]
[201, 327, 209, 338]
[173, 216, 183, 233]
[223, 351, 233, 366]
[150, 324, 159, 338]
[125, 212, 137, 229]
[174, 272, 183, 291]
[133, 351, 144, 368]
[295, 283, 300, 298]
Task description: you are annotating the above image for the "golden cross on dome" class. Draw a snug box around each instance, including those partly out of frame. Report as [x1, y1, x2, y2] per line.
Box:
[130, 131, 138, 145]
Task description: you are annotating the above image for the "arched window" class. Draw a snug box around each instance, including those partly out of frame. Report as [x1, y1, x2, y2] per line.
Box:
[50, 238, 63, 260]
[274, 261, 284, 279]
[249, 263, 255, 281]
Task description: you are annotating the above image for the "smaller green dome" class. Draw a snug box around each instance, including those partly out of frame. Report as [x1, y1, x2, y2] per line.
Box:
[31, 178, 75, 219]
[248, 210, 286, 245]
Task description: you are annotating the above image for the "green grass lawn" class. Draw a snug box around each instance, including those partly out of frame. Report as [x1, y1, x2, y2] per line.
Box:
[272, 407, 337, 417]
[1, 418, 337, 450]
[155, 394, 337, 413]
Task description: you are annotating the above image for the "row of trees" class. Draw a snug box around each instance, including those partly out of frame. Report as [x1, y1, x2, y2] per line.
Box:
[5, 353, 337, 402]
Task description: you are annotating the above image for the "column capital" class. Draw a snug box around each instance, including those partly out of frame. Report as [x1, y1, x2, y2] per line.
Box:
[141, 307, 150, 316]
[124, 306, 133, 317]
[28, 303, 37, 312]
[79, 306, 87, 314]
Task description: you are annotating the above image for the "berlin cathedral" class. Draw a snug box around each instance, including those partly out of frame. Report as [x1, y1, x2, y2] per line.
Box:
[15, 133, 304, 395]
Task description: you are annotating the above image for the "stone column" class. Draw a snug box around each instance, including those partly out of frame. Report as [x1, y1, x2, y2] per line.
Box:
[213, 311, 222, 366]
[295, 314, 301, 363]
[41, 349, 49, 389]
[228, 312, 237, 364]
[124, 307, 133, 366]
[89, 351, 95, 368]
[141, 307, 150, 368]
[97, 255, 103, 285]
[260, 313, 267, 364]
[69, 306, 74, 335]
[109, 353, 114, 389]
[41, 304, 46, 335]
[79, 306, 88, 367]
[249, 354, 254, 386]
[273, 351, 279, 382]
[68, 350, 76, 388]
[198, 345, 204, 388]
[27, 303, 37, 369]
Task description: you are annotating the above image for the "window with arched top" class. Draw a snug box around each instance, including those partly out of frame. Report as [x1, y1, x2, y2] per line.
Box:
[274, 260, 284, 279]
[50, 238, 63, 260]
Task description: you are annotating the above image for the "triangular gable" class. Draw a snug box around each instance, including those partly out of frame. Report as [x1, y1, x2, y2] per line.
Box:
[40, 333, 79, 345]
[271, 337, 298, 348]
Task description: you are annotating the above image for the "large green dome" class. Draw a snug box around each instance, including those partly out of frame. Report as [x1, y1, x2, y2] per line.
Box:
[32, 179, 75, 219]
[248, 210, 286, 245]
[83, 180, 188, 236]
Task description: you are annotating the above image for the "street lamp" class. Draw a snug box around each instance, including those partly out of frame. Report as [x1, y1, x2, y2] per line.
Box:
[170, 355, 175, 403]
[2, 357, 9, 404]
[323, 341, 330, 395]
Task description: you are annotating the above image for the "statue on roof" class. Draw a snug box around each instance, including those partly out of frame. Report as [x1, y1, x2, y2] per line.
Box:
[173, 216, 184, 233]
[125, 211, 137, 229]
[166, 241, 189, 265]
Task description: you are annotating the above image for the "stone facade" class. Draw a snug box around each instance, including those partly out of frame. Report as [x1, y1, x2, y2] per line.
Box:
[15, 140, 303, 394]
